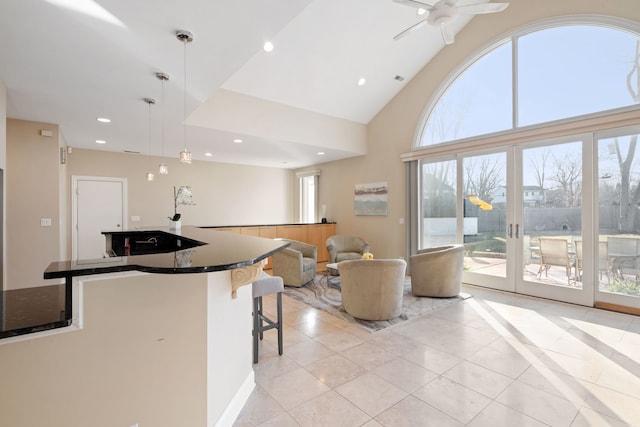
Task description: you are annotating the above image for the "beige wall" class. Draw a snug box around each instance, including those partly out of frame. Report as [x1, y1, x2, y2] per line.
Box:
[313, 0, 640, 261]
[7, 119, 61, 289]
[58, 131, 68, 261]
[1, 79, 6, 289]
[67, 148, 294, 229]
[5, 123, 293, 289]
[0, 273, 210, 427]
[0, 79, 5, 170]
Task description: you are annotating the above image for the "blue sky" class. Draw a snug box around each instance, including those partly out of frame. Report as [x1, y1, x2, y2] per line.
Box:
[423, 24, 639, 146]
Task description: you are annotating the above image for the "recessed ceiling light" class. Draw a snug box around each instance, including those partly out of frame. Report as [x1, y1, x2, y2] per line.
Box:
[317, 151, 325, 156]
[357, 77, 366, 86]
[417, 8, 427, 16]
[205, 152, 213, 157]
[96, 139, 106, 144]
[233, 138, 243, 143]
[97, 117, 111, 123]
[263, 41, 274, 52]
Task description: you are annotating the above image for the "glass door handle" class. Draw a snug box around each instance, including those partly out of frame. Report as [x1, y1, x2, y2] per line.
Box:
[516, 224, 520, 239]
[508, 224, 513, 238]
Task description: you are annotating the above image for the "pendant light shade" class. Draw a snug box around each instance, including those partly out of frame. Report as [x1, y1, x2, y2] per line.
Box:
[144, 97, 156, 181]
[177, 30, 193, 164]
[155, 72, 170, 175]
[179, 150, 192, 163]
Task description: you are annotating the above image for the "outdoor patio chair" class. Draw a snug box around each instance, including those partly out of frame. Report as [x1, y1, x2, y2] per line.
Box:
[537, 237, 575, 285]
[574, 240, 610, 282]
[607, 236, 640, 281]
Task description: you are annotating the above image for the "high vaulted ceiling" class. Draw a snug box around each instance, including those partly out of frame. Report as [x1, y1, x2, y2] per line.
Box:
[0, 0, 482, 168]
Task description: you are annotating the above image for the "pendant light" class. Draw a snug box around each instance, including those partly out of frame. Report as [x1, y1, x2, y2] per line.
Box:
[144, 97, 156, 181]
[177, 29, 193, 164]
[156, 72, 170, 175]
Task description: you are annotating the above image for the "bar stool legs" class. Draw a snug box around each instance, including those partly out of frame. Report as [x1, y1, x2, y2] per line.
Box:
[252, 273, 284, 364]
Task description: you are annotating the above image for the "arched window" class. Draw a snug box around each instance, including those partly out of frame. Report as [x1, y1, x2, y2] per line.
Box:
[419, 18, 640, 148]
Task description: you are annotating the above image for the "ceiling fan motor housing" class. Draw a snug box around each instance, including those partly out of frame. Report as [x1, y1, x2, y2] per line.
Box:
[427, 4, 459, 26]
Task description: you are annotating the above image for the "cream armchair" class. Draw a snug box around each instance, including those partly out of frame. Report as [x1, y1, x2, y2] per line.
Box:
[271, 239, 317, 287]
[409, 244, 464, 297]
[338, 259, 407, 321]
[326, 235, 371, 263]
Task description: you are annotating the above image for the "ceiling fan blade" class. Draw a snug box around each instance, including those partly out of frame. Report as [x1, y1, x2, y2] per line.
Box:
[457, 2, 509, 15]
[440, 24, 455, 45]
[392, 0, 435, 12]
[394, 19, 428, 41]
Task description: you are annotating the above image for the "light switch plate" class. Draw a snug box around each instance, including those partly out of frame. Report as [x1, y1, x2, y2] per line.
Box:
[40, 217, 52, 227]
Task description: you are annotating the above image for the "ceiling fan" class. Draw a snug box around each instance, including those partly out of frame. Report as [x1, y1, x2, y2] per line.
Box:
[393, 0, 509, 45]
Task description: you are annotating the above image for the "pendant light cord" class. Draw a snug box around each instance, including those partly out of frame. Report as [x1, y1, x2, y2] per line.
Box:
[161, 78, 165, 157]
[183, 37, 187, 153]
[148, 100, 152, 168]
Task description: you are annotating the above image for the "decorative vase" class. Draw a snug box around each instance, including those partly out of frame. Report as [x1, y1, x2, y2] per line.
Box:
[169, 220, 182, 231]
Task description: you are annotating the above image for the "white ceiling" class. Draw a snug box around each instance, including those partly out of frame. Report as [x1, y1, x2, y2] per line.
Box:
[0, 0, 480, 169]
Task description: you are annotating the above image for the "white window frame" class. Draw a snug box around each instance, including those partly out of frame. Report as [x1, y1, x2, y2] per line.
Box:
[296, 169, 320, 223]
[413, 15, 640, 152]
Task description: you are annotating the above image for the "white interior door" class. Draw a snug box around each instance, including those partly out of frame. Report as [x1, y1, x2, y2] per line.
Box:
[72, 176, 127, 260]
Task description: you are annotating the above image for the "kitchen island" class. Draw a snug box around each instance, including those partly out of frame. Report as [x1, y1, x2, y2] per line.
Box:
[0, 226, 288, 427]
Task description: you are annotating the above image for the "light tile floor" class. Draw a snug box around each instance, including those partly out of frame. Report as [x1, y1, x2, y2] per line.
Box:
[234, 285, 640, 427]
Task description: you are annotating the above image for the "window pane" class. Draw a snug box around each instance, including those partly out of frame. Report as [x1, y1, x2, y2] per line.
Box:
[598, 132, 640, 299]
[420, 159, 457, 247]
[463, 152, 507, 279]
[522, 141, 583, 289]
[300, 175, 316, 223]
[420, 41, 512, 147]
[518, 26, 639, 126]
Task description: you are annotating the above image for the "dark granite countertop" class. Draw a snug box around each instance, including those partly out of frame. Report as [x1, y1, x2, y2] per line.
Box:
[0, 284, 70, 339]
[0, 227, 286, 341]
[44, 226, 289, 280]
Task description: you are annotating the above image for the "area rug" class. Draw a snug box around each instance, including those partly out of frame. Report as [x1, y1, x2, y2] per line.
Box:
[283, 274, 471, 333]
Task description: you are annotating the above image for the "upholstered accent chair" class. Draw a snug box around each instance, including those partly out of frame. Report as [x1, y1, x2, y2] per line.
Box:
[325, 235, 371, 263]
[409, 244, 464, 297]
[338, 259, 407, 321]
[271, 239, 317, 287]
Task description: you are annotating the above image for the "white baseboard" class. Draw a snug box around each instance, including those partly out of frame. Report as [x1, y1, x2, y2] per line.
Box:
[213, 371, 255, 427]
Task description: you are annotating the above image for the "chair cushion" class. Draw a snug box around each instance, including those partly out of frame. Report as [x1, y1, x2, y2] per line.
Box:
[336, 252, 363, 262]
[302, 257, 315, 272]
[252, 272, 284, 298]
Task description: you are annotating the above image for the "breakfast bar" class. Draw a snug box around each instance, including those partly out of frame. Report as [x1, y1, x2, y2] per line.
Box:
[0, 227, 288, 427]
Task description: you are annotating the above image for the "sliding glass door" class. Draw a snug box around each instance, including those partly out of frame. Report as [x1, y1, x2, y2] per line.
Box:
[419, 136, 595, 306]
[460, 150, 514, 292]
[595, 126, 640, 311]
[420, 157, 458, 248]
[516, 137, 593, 306]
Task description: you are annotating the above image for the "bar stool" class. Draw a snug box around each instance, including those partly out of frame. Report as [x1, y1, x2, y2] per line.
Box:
[252, 272, 284, 364]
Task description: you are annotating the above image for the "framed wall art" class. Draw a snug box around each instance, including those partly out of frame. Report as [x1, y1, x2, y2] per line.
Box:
[354, 182, 388, 216]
